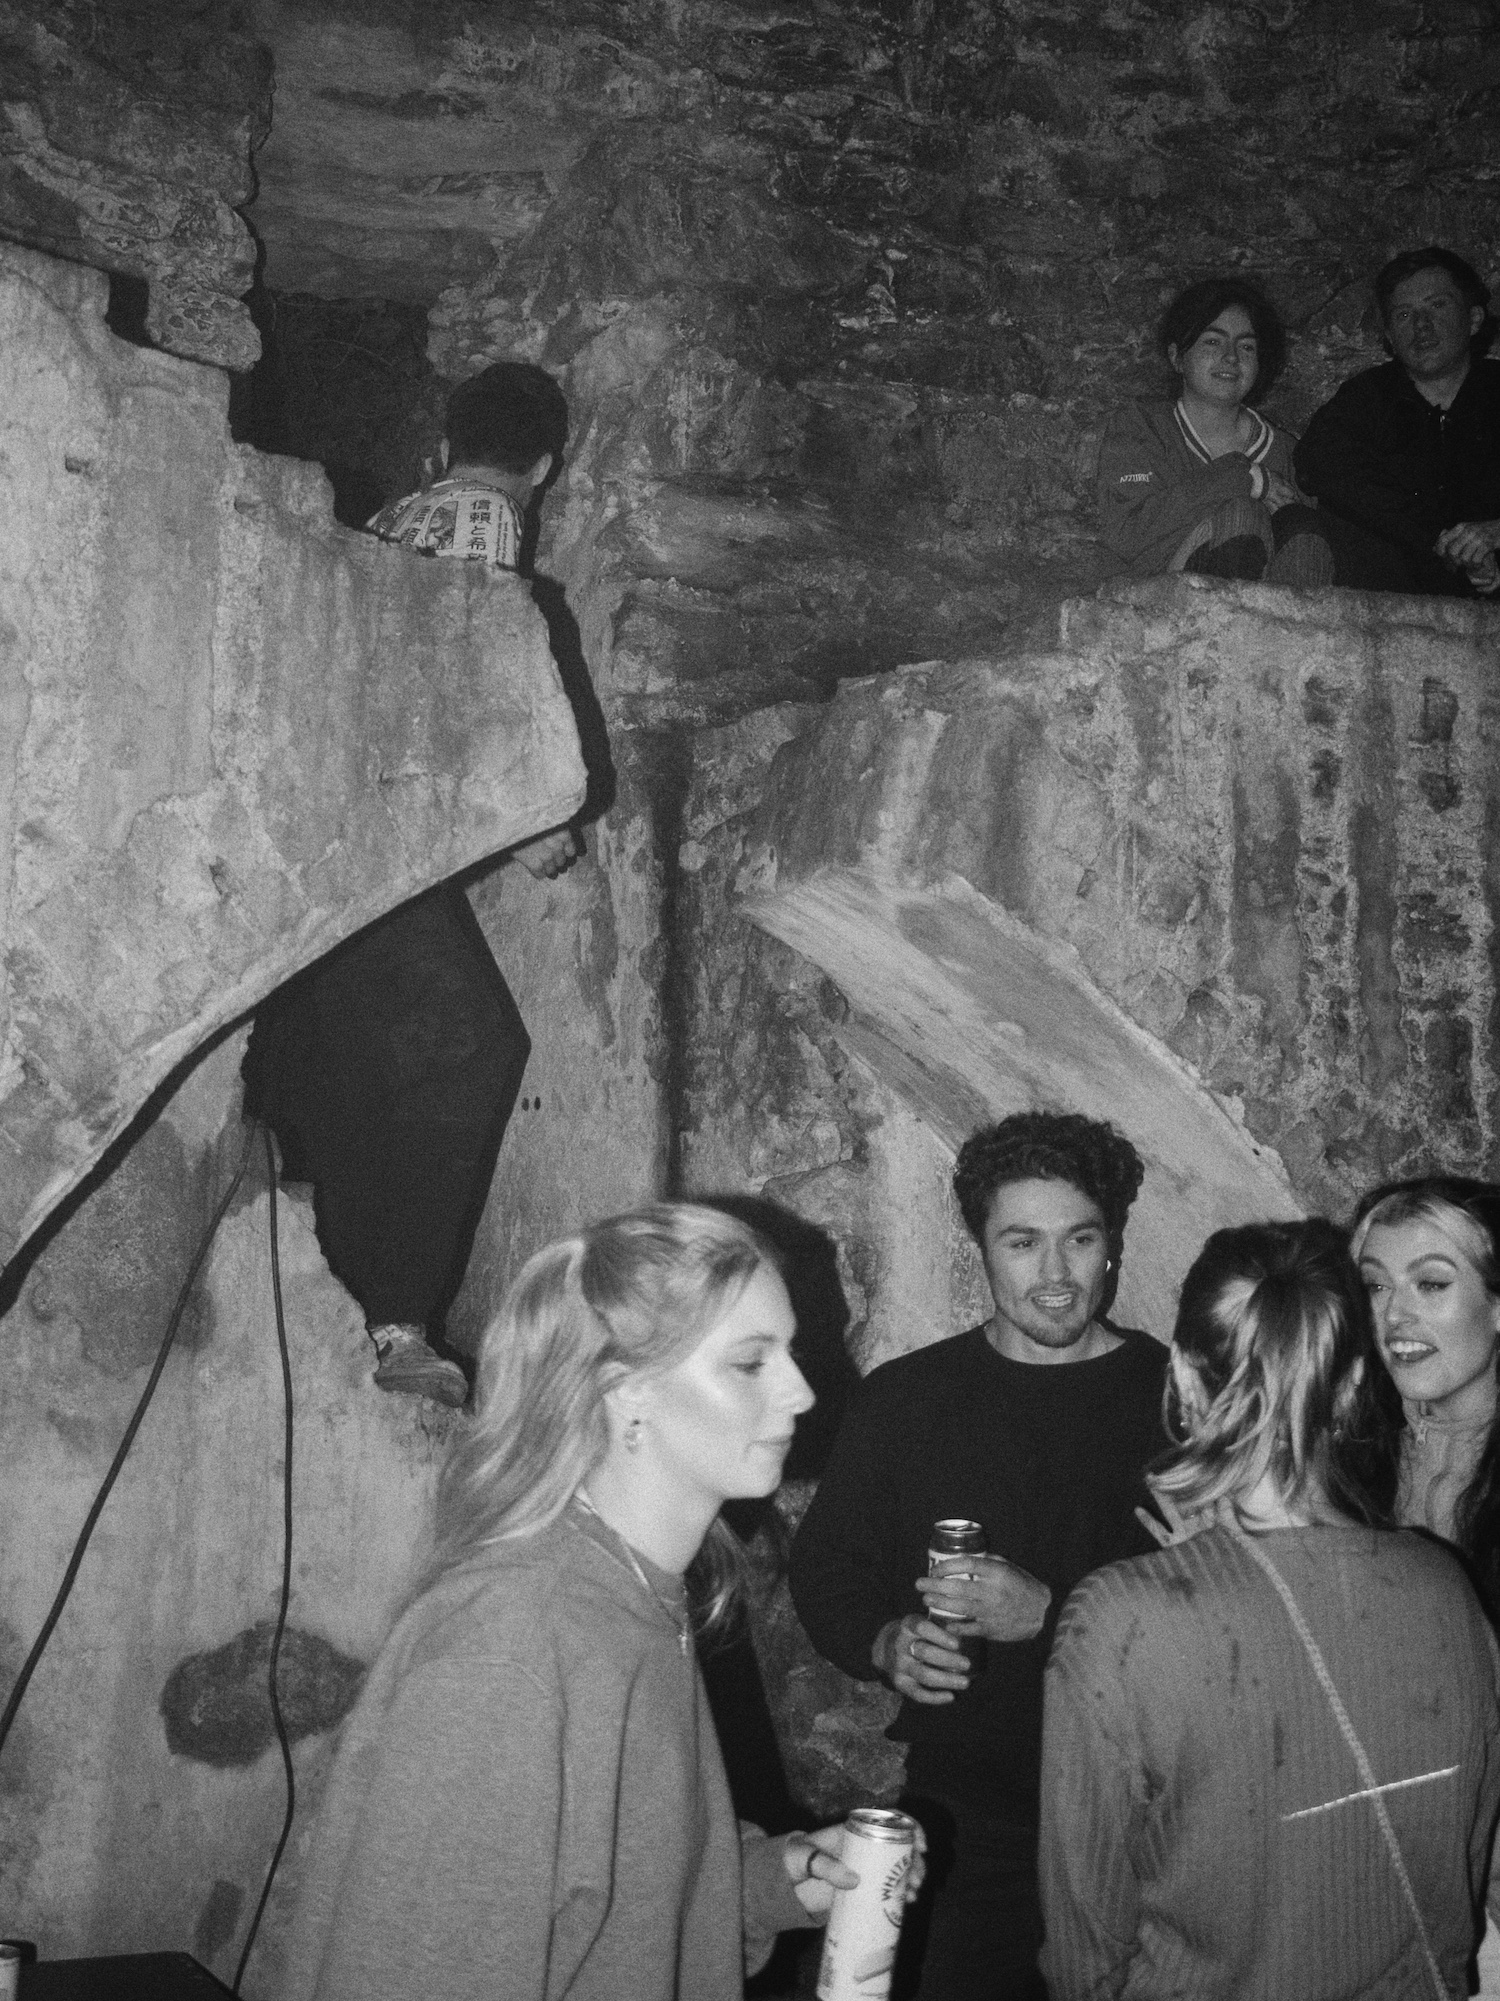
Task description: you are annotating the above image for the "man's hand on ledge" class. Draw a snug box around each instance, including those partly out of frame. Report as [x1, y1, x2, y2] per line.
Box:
[1435, 519, 1500, 591]
[512, 827, 581, 879]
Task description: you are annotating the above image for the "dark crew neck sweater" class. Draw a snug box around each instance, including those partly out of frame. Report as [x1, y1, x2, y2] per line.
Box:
[788, 1324, 1168, 1819]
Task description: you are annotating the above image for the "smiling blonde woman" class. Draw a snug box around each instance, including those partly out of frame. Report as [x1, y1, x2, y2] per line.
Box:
[1350, 1176, 1500, 1614]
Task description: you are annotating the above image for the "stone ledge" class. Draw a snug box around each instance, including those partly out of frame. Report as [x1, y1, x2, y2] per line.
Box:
[1062, 570, 1500, 645]
[736, 579, 1500, 1301]
[0, 242, 587, 1265]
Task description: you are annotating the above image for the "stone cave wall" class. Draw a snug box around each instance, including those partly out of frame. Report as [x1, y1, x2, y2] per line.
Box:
[0, 0, 270, 367]
[6, 0, 1500, 1983]
[0, 236, 585, 1986]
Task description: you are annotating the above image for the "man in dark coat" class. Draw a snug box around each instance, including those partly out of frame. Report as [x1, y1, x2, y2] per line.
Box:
[1295, 246, 1500, 596]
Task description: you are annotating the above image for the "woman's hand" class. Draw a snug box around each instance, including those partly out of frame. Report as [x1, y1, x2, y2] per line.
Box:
[1263, 470, 1300, 512]
[780, 1826, 858, 1918]
[780, 1821, 928, 1919]
[871, 1614, 970, 1702]
[915, 1554, 1051, 1642]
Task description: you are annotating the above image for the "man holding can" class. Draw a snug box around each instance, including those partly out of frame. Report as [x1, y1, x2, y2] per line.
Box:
[788, 1110, 1168, 2000]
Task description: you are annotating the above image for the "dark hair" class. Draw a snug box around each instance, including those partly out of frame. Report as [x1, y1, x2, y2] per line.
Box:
[445, 362, 569, 475]
[1347, 1175, 1500, 1610]
[1155, 1219, 1376, 1523]
[1157, 277, 1287, 399]
[953, 1112, 1144, 1315]
[1374, 247, 1492, 336]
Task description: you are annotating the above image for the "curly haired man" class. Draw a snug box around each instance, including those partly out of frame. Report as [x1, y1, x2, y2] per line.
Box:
[789, 1111, 1168, 2000]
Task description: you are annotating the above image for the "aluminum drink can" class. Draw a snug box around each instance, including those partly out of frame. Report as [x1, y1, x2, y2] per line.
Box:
[0, 1943, 19, 2001]
[927, 1518, 986, 1674]
[927, 1518, 985, 1575]
[816, 1808, 919, 2001]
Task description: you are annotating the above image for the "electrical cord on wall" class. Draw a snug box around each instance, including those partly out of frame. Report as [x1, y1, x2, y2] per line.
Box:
[232, 1123, 297, 1995]
[0, 1119, 301, 1999]
[0, 1121, 257, 1765]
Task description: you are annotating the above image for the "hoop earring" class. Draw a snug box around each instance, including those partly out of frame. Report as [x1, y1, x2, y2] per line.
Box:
[1164, 1372, 1192, 1445]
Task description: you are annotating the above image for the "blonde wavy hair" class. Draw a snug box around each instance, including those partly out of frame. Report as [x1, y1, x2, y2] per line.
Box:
[425, 1202, 779, 1633]
[1152, 1218, 1374, 1524]
[1349, 1183, 1500, 1291]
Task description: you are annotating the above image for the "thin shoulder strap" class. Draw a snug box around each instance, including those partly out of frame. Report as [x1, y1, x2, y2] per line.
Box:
[1236, 1529, 1452, 2001]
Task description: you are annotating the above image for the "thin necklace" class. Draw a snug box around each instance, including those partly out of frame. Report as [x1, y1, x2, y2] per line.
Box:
[574, 1490, 691, 1656]
[1408, 1401, 1492, 1447]
[1408, 1384, 1496, 1448]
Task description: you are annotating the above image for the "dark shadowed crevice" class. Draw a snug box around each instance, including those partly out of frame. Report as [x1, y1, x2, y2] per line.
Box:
[634, 730, 696, 1196]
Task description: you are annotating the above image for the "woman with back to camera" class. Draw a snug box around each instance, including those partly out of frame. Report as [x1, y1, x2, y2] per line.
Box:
[1039, 1218, 1500, 2000]
[1097, 276, 1335, 586]
[286, 1202, 919, 2001]
[1350, 1175, 1500, 1617]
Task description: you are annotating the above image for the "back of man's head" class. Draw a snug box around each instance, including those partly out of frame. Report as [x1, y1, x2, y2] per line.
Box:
[1374, 246, 1491, 328]
[952, 1111, 1144, 1254]
[445, 362, 569, 475]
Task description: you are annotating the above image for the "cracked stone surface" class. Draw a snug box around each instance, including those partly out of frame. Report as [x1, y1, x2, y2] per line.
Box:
[0, 0, 270, 368]
[738, 575, 1500, 1277]
[0, 240, 586, 1267]
[159, 1620, 367, 1767]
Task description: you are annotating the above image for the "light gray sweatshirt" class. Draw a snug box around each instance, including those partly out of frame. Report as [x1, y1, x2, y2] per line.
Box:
[285, 1501, 810, 2000]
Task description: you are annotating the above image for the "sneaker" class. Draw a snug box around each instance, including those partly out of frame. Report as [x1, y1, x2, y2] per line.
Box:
[369, 1324, 469, 1407]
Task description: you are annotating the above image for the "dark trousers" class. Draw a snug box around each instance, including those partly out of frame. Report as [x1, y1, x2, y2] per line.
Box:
[1182, 501, 1479, 595]
[895, 1781, 1047, 2001]
[1300, 507, 1476, 596]
[242, 884, 529, 1329]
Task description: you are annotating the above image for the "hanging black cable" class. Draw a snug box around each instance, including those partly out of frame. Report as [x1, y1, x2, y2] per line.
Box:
[232, 1123, 297, 1995]
[0, 1122, 257, 1764]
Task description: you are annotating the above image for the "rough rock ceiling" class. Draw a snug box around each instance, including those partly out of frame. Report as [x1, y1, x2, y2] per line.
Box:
[8, 0, 1500, 715]
[0, 0, 269, 363]
[230, 0, 1500, 723]
[246, 0, 585, 300]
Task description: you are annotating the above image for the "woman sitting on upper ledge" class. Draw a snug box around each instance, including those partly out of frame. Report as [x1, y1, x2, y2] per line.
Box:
[1098, 277, 1333, 587]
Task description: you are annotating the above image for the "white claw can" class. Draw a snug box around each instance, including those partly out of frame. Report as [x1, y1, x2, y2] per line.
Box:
[815, 1807, 918, 2001]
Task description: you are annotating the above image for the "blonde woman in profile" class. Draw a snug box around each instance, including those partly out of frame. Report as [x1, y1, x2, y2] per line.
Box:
[286, 1202, 919, 2001]
[1039, 1218, 1500, 2001]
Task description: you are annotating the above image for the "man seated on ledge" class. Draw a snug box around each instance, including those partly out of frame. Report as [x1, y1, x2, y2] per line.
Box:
[1294, 246, 1500, 597]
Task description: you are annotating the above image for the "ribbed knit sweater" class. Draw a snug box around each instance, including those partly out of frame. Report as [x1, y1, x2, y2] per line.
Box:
[1040, 1523, 1500, 2000]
